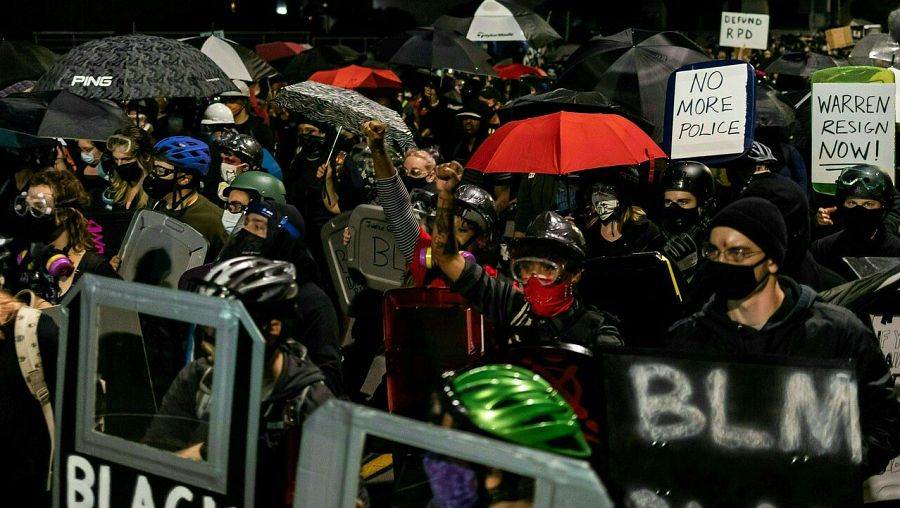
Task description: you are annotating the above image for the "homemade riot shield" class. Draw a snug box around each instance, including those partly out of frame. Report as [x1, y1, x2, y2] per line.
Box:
[383, 288, 487, 420]
[54, 275, 265, 508]
[843, 257, 900, 280]
[346, 204, 407, 291]
[321, 210, 367, 316]
[117, 209, 208, 288]
[295, 400, 613, 508]
[581, 252, 683, 348]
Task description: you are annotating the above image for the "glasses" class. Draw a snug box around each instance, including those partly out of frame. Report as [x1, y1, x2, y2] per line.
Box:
[151, 164, 176, 177]
[701, 243, 762, 263]
[226, 201, 248, 214]
[14, 192, 55, 218]
[510, 257, 562, 286]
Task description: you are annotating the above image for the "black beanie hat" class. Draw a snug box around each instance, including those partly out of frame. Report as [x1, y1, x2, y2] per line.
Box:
[709, 197, 787, 267]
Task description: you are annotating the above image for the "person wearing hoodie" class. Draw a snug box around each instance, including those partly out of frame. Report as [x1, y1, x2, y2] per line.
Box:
[666, 197, 900, 478]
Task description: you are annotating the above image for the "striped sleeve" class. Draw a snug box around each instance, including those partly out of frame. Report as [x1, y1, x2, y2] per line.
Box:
[375, 173, 419, 264]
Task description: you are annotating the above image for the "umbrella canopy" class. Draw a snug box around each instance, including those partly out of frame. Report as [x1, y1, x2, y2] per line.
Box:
[308, 65, 402, 90]
[281, 45, 364, 83]
[389, 27, 497, 77]
[467, 111, 666, 175]
[557, 29, 710, 142]
[755, 83, 796, 128]
[180, 35, 277, 82]
[498, 88, 654, 134]
[434, 0, 561, 47]
[0, 80, 36, 98]
[273, 81, 416, 155]
[0, 40, 57, 90]
[763, 52, 840, 78]
[848, 34, 900, 67]
[255, 41, 306, 62]
[34, 34, 235, 101]
[0, 90, 130, 141]
[494, 63, 547, 79]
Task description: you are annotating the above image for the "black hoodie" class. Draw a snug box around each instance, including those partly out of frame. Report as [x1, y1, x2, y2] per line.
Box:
[666, 276, 900, 477]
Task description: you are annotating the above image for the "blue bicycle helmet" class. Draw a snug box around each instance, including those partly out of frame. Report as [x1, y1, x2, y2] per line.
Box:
[154, 136, 211, 175]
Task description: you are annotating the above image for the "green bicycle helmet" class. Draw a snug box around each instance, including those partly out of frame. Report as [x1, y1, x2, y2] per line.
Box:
[442, 364, 591, 459]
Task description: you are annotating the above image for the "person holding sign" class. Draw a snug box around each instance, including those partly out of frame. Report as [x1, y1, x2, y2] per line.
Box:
[430, 160, 622, 351]
[667, 197, 900, 478]
[811, 165, 900, 281]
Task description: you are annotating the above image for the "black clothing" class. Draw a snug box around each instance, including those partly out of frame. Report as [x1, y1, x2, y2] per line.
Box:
[812, 229, 900, 281]
[0, 313, 57, 507]
[667, 276, 900, 477]
[585, 215, 662, 258]
[234, 114, 275, 154]
[451, 260, 623, 350]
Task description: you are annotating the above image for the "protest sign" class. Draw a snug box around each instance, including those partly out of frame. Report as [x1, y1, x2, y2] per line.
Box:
[345, 204, 407, 291]
[719, 12, 770, 50]
[810, 66, 895, 192]
[864, 314, 900, 502]
[665, 60, 755, 161]
[600, 349, 862, 507]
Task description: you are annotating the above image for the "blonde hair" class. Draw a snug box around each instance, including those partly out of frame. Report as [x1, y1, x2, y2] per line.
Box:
[108, 172, 150, 209]
[0, 291, 24, 339]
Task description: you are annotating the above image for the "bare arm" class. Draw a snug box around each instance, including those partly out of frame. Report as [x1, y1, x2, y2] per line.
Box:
[431, 162, 467, 283]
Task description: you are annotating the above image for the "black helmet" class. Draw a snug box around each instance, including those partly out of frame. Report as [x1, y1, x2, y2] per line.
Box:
[217, 131, 264, 170]
[512, 211, 586, 262]
[835, 164, 895, 207]
[661, 160, 716, 207]
[455, 184, 497, 239]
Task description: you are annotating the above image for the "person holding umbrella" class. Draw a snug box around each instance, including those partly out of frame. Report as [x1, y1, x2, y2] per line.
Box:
[428, 160, 622, 350]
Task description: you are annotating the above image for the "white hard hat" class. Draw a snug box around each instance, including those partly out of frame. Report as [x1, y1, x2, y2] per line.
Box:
[220, 79, 251, 98]
[202, 103, 235, 125]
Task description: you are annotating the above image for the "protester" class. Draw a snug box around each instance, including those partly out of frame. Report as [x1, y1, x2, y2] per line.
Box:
[220, 170, 287, 233]
[99, 127, 155, 212]
[667, 197, 900, 477]
[584, 166, 661, 257]
[656, 160, 716, 281]
[221, 79, 275, 153]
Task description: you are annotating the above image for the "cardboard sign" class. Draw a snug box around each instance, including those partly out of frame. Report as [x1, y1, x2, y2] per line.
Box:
[810, 67, 896, 190]
[719, 12, 770, 50]
[665, 60, 755, 161]
[345, 204, 407, 291]
[320, 211, 367, 316]
[601, 349, 863, 507]
[826, 26, 854, 50]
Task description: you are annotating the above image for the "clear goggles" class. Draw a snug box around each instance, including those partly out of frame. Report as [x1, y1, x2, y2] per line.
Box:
[14, 192, 55, 218]
[510, 257, 562, 286]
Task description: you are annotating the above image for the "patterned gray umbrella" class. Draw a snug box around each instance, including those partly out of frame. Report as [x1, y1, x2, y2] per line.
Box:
[34, 34, 236, 101]
[273, 81, 416, 154]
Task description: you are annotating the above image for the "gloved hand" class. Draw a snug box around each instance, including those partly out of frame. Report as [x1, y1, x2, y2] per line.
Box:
[662, 232, 699, 273]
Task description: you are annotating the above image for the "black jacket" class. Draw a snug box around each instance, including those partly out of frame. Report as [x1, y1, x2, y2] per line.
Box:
[667, 276, 900, 477]
[451, 260, 623, 351]
[812, 229, 900, 281]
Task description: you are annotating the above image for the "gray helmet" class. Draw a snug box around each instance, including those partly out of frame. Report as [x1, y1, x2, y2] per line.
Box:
[512, 211, 587, 262]
[745, 141, 778, 166]
[198, 256, 298, 303]
[223, 171, 287, 205]
[455, 184, 498, 239]
[217, 131, 264, 170]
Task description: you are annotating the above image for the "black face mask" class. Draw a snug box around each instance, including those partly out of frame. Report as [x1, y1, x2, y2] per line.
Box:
[662, 205, 701, 233]
[115, 161, 144, 183]
[402, 174, 428, 191]
[841, 206, 883, 238]
[705, 257, 770, 301]
[142, 173, 174, 200]
[20, 214, 64, 244]
[219, 229, 267, 260]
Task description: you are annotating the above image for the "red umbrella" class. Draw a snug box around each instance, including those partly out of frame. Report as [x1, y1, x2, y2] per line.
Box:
[467, 111, 666, 175]
[494, 63, 548, 79]
[308, 64, 403, 90]
[255, 41, 306, 62]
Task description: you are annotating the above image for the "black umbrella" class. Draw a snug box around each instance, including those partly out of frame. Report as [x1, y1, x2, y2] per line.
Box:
[557, 29, 710, 141]
[848, 34, 900, 67]
[0, 90, 131, 142]
[763, 52, 840, 78]
[497, 88, 655, 134]
[390, 27, 497, 77]
[0, 40, 57, 90]
[34, 34, 236, 100]
[433, 0, 561, 47]
[280, 45, 364, 83]
[755, 83, 796, 128]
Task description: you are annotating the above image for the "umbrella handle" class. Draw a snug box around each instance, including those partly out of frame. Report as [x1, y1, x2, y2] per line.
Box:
[319, 125, 343, 178]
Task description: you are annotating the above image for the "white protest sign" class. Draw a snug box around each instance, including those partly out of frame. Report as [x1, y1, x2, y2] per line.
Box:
[669, 63, 750, 159]
[810, 82, 895, 185]
[719, 12, 770, 50]
[865, 315, 900, 502]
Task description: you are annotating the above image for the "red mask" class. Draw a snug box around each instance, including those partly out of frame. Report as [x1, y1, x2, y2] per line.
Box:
[523, 278, 575, 317]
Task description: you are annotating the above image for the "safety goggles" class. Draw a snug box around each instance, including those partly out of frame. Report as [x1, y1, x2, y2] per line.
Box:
[14, 191, 55, 218]
[836, 168, 886, 195]
[510, 257, 563, 286]
[105, 134, 134, 153]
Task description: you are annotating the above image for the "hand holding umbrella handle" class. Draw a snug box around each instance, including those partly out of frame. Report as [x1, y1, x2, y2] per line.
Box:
[362, 119, 387, 151]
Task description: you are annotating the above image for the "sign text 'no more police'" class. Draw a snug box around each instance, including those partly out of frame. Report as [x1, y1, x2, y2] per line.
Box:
[811, 82, 895, 185]
[669, 63, 750, 159]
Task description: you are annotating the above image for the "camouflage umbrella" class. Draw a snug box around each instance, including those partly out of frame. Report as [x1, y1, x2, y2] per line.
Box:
[34, 34, 236, 101]
[273, 81, 416, 155]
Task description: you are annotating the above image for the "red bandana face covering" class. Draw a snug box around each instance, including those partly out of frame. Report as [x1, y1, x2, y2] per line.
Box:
[523, 278, 575, 317]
